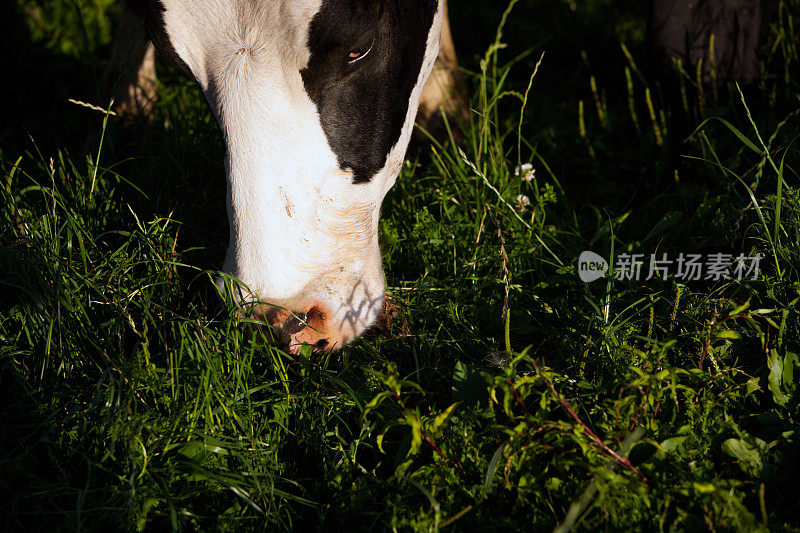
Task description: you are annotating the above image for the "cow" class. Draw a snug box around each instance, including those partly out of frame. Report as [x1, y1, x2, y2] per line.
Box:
[104, 0, 467, 353]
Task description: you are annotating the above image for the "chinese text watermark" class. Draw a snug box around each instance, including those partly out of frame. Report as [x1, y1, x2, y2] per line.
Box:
[578, 252, 762, 283]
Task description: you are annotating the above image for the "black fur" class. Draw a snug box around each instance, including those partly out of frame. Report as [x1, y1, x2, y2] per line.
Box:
[141, 0, 194, 81]
[301, 0, 438, 184]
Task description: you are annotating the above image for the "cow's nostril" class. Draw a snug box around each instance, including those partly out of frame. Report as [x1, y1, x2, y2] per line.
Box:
[306, 306, 325, 326]
[315, 339, 329, 349]
[282, 312, 308, 335]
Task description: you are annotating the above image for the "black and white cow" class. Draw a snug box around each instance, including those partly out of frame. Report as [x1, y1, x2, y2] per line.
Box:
[107, 1, 466, 353]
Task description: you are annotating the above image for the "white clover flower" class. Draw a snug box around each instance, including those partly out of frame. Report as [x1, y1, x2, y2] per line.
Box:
[514, 163, 536, 182]
[515, 194, 531, 212]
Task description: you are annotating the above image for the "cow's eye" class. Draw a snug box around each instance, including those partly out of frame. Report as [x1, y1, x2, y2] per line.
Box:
[347, 39, 374, 64]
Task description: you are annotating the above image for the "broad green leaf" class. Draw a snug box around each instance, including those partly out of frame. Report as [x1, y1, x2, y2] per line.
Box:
[769, 349, 788, 406]
[746, 377, 762, 396]
[359, 390, 391, 425]
[715, 330, 742, 341]
[692, 482, 717, 494]
[729, 300, 751, 316]
[655, 435, 688, 459]
[405, 410, 424, 454]
[722, 438, 765, 477]
[431, 402, 459, 436]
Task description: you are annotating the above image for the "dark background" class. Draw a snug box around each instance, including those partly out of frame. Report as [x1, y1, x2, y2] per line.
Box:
[0, 0, 648, 155]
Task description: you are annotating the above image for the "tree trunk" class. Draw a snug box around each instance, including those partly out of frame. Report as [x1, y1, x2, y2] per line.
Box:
[651, 0, 778, 83]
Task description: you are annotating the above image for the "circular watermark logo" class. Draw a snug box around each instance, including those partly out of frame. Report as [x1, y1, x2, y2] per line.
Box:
[578, 251, 609, 283]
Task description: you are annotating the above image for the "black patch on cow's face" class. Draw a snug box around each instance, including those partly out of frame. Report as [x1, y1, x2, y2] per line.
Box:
[142, 1, 194, 81]
[301, 0, 438, 184]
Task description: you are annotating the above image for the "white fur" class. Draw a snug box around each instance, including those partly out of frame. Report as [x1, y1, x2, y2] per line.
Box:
[160, 0, 443, 347]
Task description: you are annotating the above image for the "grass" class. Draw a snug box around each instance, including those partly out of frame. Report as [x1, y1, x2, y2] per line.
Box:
[1, 0, 799, 530]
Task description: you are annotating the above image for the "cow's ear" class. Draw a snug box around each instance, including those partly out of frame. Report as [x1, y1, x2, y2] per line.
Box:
[142, 1, 195, 81]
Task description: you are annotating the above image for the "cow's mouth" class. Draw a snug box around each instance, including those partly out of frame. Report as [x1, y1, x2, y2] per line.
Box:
[250, 304, 335, 354]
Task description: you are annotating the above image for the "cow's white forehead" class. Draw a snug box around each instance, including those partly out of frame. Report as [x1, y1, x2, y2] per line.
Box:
[158, 0, 321, 91]
[152, 0, 442, 347]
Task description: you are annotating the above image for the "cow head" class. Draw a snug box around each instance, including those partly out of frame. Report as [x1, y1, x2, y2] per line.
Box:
[144, 0, 442, 352]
